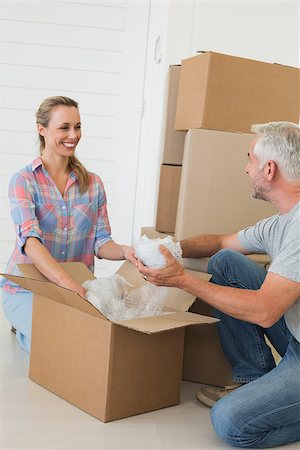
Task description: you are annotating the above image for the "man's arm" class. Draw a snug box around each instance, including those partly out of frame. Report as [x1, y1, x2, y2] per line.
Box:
[179, 269, 299, 328]
[180, 232, 250, 258]
[138, 246, 300, 328]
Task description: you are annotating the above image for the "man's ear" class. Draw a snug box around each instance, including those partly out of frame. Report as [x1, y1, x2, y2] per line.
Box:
[264, 160, 276, 181]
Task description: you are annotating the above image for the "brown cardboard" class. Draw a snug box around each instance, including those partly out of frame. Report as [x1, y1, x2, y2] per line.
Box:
[175, 51, 300, 133]
[1, 262, 216, 422]
[155, 164, 182, 234]
[141, 226, 174, 239]
[162, 66, 186, 165]
[183, 301, 233, 387]
[175, 129, 277, 240]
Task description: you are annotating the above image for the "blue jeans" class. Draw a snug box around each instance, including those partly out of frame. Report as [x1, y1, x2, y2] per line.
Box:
[208, 249, 300, 448]
[2, 290, 33, 353]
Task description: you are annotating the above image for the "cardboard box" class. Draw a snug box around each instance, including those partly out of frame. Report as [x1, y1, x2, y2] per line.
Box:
[162, 66, 186, 165]
[156, 164, 182, 234]
[2, 262, 216, 422]
[175, 129, 277, 240]
[183, 301, 233, 387]
[175, 51, 300, 133]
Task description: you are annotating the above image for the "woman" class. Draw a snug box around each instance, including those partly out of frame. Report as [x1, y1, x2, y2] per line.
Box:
[1, 96, 137, 352]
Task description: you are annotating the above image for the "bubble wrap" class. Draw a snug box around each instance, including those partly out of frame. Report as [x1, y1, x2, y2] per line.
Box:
[83, 274, 168, 321]
[134, 235, 183, 268]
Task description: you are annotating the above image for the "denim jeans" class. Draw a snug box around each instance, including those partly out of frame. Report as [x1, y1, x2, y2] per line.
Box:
[208, 249, 300, 447]
[2, 290, 33, 353]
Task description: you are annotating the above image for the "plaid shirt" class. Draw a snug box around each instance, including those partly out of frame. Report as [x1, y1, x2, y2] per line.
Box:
[1, 157, 112, 293]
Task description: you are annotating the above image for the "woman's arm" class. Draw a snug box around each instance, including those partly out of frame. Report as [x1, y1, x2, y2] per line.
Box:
[24, 237, 86, 297]
[97, 241, 138, 265]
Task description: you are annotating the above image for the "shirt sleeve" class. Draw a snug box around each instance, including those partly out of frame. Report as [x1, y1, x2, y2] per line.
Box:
[92, 174, 112, 256]
[237, 215, 278, 255]
[237, 224, 266, 254]
[268, 219, 300, 283]
[8, 172, 44, 254]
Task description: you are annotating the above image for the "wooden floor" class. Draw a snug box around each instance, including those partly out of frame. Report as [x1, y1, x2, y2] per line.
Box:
[1, 310, 299, 450]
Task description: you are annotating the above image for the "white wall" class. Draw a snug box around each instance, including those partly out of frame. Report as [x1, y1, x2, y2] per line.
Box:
[0, 0, 149, 276]
[137, 0, 300, 231]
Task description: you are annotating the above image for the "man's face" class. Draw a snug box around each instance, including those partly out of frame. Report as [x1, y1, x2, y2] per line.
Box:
[245, 138, 271, 201]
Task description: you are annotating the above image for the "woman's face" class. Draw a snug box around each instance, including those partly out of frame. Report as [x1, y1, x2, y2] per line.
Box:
[38, 105, 81, 157]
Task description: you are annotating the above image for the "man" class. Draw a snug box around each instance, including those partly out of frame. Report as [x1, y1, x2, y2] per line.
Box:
[138, 122, 300, 448]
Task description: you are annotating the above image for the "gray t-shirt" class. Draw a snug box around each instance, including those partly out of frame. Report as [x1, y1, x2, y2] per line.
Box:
[237, 202, 300, 342]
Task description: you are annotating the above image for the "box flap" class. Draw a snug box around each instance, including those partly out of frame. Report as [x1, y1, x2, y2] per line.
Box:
[117, 261, 211, 312]
[1, 263, 106, 320]
[3, 262, 213, 325]
[114, 311, 217, 334]
[19, 262, 95, 285]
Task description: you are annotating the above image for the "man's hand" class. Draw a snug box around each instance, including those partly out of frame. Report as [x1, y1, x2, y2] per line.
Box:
[137, 245, 186, 287]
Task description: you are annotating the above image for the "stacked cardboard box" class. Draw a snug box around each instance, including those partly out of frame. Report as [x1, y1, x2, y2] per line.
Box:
[175, 51, 299, 133]
[155, 65, 186, 233]
[154, 51, 299, 385]
[156, 51, 299, 236]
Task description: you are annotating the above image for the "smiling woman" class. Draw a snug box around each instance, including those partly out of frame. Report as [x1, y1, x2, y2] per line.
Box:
[0, 96, 138, 353]
[36, 97, 87, 195]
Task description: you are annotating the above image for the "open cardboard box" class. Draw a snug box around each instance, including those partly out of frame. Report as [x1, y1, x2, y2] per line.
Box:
[2, 262, 216, 422]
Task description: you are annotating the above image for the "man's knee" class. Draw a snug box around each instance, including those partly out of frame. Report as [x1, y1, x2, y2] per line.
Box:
[208, 248, 242, 277]
[211, 396, 237, 446]
[211, 395, 267, 449]
[211, 397, 247, 447]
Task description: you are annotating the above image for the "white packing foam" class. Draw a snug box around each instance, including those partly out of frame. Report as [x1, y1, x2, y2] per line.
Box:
[134, 235, 183, 268]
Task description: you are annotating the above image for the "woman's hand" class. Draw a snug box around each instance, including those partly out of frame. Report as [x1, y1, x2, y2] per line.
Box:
[70, 283, 87, 298]
[120, 244, 139, 266]
[56, 277, 87, 298]
[97, 240, 139, 265]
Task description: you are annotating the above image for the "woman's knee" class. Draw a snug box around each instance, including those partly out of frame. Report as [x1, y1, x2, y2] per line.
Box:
[2, 291, 33, 337]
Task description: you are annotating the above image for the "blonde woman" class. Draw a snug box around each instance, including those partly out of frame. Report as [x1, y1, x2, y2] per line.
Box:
[1, 96, 137, 352]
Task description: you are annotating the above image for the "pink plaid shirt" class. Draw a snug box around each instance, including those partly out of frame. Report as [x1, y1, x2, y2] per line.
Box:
[1, 157, 112, 293]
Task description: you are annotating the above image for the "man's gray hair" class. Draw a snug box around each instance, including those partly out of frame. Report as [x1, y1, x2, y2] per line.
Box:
[251, 121, 300, 182]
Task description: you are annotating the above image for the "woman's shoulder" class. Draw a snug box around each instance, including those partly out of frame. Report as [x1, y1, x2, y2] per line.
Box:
[9, 161, 36, 185]
[88, 171, 105, 188]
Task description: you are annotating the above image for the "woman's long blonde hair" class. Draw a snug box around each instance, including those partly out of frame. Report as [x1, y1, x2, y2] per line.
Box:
[36, 96, 90, 193]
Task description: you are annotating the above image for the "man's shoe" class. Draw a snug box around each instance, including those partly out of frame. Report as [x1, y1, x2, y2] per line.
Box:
[196, 383, 242, 407]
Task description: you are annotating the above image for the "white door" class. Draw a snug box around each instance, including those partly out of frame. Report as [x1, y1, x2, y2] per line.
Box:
[0, 0, 150, 277]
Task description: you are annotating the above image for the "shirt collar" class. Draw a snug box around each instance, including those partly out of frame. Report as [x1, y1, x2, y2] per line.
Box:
[31, 156, 78, 181]
[31, 156, 43, 171]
